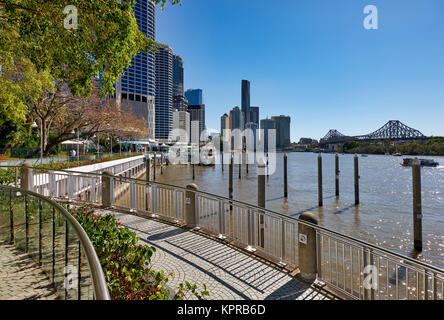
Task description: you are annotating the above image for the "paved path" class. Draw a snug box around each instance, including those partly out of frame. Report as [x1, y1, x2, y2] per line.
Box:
[0, 243, 58, 300]
[106, 210, 335, 300]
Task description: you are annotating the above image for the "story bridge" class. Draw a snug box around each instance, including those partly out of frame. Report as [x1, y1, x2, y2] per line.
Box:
[320, 120, 428, 144]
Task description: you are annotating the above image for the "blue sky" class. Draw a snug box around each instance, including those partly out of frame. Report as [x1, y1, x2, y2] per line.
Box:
[156, 0, 444, 142]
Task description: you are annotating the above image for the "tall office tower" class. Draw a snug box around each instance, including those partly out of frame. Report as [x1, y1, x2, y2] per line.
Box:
[260, 118, 276, 152]
[229, 107, 244, 131]
[172, 55, 188, 111]
[229, 106, 244, 149]
[271, 115, 291, 149]
[116, 0, 156, 138]
[245, 122, 258, 151]
[188, 104, 206, 142]
[185, 89, 203, 105]
[155, 45, 173, 140]
[173, 55, 184, 97]
[171, 109, 190, 143]
[220, 113, 230, 136]
[241, 80, 250, 123]
[247, 106, 259, 126]
[173, 95, 188, 112]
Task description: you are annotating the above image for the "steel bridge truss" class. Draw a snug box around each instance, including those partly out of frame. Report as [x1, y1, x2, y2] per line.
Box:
[320, 120, 426, 144]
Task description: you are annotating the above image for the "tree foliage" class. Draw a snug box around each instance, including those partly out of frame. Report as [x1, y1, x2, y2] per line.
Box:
[0, 0, 181, 151]
[0, 0, 180, 96]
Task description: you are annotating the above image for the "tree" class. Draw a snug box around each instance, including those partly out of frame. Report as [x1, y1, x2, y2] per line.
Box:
[0, 0, 181, 96]
[27, 81, 147, 155]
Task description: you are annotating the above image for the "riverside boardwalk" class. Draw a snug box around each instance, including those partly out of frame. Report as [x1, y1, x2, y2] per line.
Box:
[102, 209, 335, 300]
[0, 243, 58, 300]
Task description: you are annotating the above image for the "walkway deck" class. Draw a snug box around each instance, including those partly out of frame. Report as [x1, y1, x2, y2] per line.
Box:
[105, 209, 336, 300]
[0, 243, 58, 300]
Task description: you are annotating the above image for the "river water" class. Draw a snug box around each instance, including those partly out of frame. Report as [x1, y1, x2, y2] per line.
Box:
[154, 152, 444, 268]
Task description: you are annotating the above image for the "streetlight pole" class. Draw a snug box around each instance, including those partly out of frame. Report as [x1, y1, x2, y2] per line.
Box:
[31, 121, 43, 164]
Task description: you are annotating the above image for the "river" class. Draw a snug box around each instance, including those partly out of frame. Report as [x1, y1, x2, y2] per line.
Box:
[153, 152, 444, 268]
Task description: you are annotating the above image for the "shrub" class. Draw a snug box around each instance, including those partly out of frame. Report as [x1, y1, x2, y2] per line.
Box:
[69, 206, 209, 300]
[0, 168, 16, 185]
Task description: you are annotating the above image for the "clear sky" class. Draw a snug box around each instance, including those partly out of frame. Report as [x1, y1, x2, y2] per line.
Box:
[156, 0, 444, 142]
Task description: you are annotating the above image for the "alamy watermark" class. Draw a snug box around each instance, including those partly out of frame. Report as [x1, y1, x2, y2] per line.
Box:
[64, 5, 78, 30]
[363, 5, 378, 30]
[167, 123, 277, 175]
[64, 265, 78, 290]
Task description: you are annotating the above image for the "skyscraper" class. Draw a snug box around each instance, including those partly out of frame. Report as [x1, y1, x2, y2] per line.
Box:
[116, 0, 156, 138]
[247, 106, 259, 126]
[260, 118, 276, 152]
[171, 109, 190, 143]
[173, 55, 184, 97]
[229, 107, 244, 131]
[241, 80, 250, 119]
[172, 55, 188, 112]
[220, 113, 230, 137]
[155, 45, 173, 140]
[188, 104, 205, 142]
[185, 89, 203, 105]
[271, 115, 291, 149]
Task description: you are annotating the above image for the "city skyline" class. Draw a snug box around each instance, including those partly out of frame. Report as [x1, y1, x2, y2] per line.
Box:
[156, 0, 444, 142]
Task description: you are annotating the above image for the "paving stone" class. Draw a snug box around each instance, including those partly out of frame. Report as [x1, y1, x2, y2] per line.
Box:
[102, 209, 333, 300]
[0, 243, 59, 300]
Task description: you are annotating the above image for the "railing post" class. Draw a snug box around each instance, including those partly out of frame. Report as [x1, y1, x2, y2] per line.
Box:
[258, 158, 266, 248]
[101, 171, 113, 207]
[412, 158, 422, 251]
[218, 200, 225, 236]
[298, 212, 318, 282]
[185, 183, 198, 228]
[281, 218, 286, 262]
[49, 172, 56, 198]
[91, 177, 96, 203]
[68, 175, 74, 202]
[130, 180, 136, 210]
[153, 154, 156, 181]
[20, 163, 33, 191]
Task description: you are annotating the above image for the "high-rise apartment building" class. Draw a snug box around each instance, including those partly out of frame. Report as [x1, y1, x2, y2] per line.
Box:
[116, 0, 156, 138]
[247, 106, 259, 126]
[260, 118, 276, 152]
[171, 109, 190, 143]
[229, 107, 244, 131]
[172, 55, 188, 112]
[220, 113, 230, 136]
[271, 115, 291, 149]
[241, 80, 250, 119]
[185, 89, 203, 105]
[188, 104, 206, 142]
[155, 45, 173, 140]
[173, 55, 184, 97]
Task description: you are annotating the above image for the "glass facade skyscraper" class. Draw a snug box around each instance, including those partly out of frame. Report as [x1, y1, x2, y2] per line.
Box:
[185, 89, 203, 105]
[241, 80, 250, 121]
[116, 0, 156, 138]
[155, 46, 173, 140]
[173, 55, 184, 97]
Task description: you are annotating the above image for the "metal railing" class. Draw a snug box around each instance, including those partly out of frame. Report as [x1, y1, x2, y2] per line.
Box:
[1, 164, 443, 300]
[0, 185, 110, 300]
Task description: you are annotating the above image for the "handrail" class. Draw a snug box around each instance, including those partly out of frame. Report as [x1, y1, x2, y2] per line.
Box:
[0, 184, 111, 300]
[3, 164, 443, 276]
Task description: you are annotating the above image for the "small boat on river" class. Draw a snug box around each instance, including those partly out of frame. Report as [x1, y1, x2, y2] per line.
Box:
[401, 158, 439, 167]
